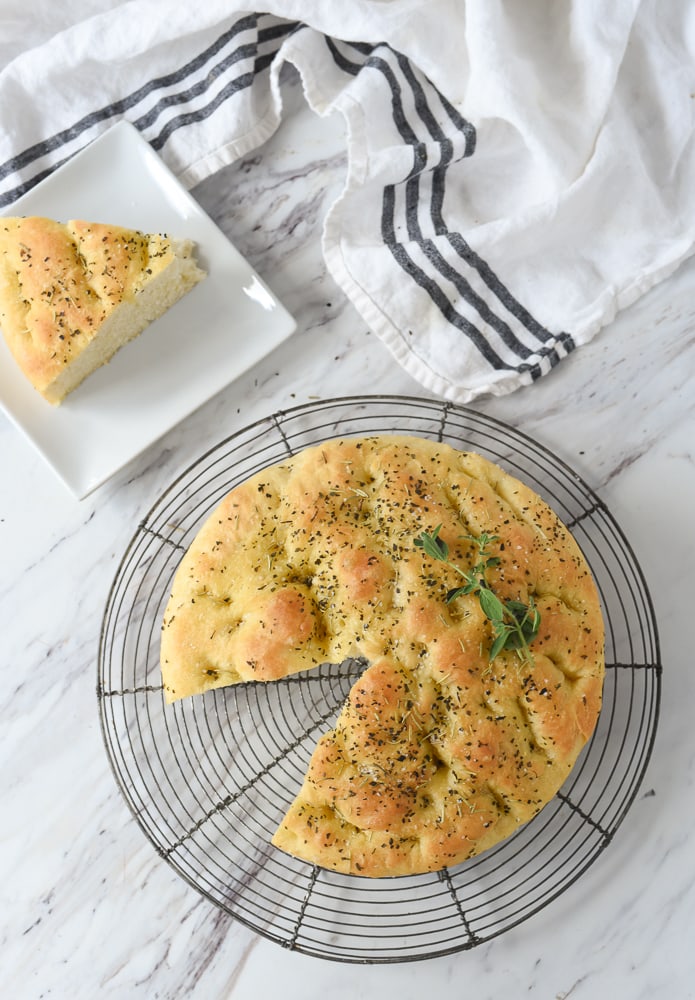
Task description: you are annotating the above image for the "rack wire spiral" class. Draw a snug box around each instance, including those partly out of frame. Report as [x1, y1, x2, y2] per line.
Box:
[98, 395, 661, 963]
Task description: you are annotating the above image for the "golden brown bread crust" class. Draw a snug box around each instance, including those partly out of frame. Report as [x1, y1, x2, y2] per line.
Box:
[160, 435, 605, 876]
[0, 216, 201, 403]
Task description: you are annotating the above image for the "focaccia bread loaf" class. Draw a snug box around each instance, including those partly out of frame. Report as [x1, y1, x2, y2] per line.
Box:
[0, 216, 205, 404]
[160, 435, 605, 877]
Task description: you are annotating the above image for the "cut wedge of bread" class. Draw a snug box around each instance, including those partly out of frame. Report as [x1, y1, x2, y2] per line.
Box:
[0, 216, 205, 404]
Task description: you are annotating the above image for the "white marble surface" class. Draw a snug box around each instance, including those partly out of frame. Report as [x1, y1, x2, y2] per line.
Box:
[2, 69, 694, 999]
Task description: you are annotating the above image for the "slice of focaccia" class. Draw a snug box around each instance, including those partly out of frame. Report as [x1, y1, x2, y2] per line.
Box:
[160, 436, 605, 877]
[0, 216, 205, 404]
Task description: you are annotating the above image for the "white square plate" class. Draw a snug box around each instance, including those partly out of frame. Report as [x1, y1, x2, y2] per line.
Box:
[0, 121, 296, 498]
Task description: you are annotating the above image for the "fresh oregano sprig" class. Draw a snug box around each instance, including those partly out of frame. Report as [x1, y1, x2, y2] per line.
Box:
[414, 525, 541, 666]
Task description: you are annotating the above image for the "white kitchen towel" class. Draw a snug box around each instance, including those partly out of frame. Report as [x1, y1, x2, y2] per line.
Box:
[1, 0, 694, 402]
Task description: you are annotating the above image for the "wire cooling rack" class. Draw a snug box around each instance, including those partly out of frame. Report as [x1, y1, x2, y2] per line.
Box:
[98, 395, 661, 963]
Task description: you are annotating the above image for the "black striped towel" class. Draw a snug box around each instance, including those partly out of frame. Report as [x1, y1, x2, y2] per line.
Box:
[1, 1, 694, 402]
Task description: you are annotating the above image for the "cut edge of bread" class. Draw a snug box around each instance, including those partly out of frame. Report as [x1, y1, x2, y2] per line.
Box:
[43, 238, 205, 404]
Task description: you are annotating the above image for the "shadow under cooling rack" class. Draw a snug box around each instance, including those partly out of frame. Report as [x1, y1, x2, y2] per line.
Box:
[98, 395, 661, 963]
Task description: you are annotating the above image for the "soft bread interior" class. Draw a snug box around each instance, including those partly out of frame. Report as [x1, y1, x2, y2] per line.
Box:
[45, 239, 204, 404]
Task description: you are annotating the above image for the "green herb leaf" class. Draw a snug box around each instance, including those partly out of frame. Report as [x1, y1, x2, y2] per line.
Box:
[505, 599, 530, 618]
[445, 586, 469, 603]
[489, 631, 509, 661]
[478, 588, 506, 623]
[414, 525, 449, 561]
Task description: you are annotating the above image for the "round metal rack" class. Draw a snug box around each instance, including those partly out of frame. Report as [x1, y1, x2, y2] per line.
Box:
[98, 395, 661, 963]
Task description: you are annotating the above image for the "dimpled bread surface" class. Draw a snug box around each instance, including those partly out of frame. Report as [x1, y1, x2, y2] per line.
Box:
[160, 435, 605, 877]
